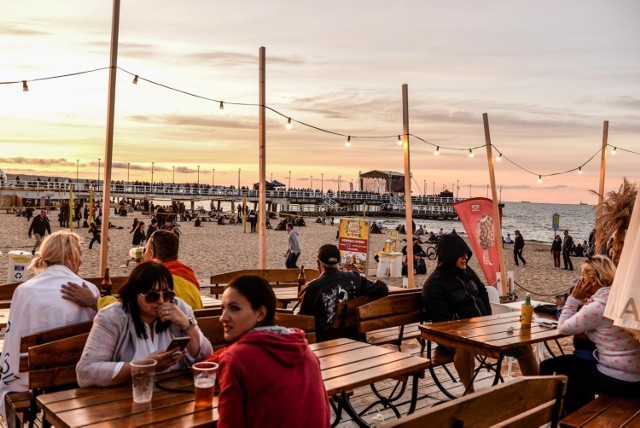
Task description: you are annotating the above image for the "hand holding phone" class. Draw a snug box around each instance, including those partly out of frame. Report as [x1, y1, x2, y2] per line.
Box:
[166, 336, 191, 359]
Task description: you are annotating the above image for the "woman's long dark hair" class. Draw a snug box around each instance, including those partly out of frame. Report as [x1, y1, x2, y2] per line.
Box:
[227, 275, 276, 327]
[120, 261, 174, 339]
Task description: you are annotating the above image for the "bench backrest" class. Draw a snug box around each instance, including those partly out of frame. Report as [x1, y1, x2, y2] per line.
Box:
[0, 282, 21, 302]
[19, 320, 94, 372]
[208, 269, 321, 295]
[356, 291, 423, 335]
[198, 313, 317, 350]
[28, 333, 90, 390]
[381, 375, 568, 428]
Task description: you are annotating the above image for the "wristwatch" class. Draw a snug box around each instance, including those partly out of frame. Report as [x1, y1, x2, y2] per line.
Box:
[181, 316, 198, 335]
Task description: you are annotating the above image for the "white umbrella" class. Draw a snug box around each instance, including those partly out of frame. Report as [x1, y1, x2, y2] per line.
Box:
[604, 189, 640, 340]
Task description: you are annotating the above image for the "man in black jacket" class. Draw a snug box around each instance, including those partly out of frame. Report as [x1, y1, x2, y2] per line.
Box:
[422, 233, 537, 393]
[300, 244, 388, 341]
[28, 209, 51, 254]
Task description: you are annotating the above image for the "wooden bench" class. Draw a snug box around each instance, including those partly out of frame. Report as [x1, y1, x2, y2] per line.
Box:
[207, 269, 321, 296]
[5, 320, 93, 428]
[559, 395, 640, 427]
[380, 375, 568, 428]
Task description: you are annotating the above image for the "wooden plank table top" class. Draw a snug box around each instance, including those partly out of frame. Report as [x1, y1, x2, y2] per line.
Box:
[419, 312, 564, 360]
[559, 395, 640, 427]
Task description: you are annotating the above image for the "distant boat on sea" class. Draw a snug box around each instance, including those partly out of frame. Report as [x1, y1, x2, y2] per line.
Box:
[579, 201, 588, 205]
[521, 200, 531, 203]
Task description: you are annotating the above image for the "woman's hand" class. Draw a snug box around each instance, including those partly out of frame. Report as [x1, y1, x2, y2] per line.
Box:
[157, 302, 189, 330]
[146, 349, 180, 372]
[571, 278, 593, 301]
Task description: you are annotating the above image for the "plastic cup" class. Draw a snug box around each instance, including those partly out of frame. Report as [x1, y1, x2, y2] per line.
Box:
[192, 362, 218, 407]
[130, 359, 157, 403]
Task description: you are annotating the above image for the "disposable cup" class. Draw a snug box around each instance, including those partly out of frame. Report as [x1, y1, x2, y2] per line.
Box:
[193, 362, 218, 407]
[130, 359, 157, 403]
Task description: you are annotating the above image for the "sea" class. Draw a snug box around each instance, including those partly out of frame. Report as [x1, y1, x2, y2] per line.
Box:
[177, 199, 595, 245]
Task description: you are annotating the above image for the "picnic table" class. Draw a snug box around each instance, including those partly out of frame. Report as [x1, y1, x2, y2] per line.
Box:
[420, 312, 564, 386]
[38, 338, 429, 427]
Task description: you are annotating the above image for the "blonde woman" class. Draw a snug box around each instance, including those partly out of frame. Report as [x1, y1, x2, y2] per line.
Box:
[0, 231, 99, 419]
[540, 255, 640, 414]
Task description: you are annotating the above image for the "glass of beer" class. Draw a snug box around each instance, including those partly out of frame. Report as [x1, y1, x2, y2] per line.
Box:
[130, 359, 157, 403]
[192, 362, 218, 407]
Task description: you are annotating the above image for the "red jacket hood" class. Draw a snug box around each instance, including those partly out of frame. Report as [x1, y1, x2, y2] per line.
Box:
[238, 327, 309, 367]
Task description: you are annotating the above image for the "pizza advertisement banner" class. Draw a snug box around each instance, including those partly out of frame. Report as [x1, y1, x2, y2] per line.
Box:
[453, 197, 501, 287]
[338, 219, 370, 274]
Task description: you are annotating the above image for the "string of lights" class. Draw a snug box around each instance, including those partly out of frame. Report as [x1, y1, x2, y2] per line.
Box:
[2, 66, 637, 182]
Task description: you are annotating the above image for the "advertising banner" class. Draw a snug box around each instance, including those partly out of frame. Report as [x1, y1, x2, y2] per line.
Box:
[338, 219, 370, 274]
[453, 197, 501, 286]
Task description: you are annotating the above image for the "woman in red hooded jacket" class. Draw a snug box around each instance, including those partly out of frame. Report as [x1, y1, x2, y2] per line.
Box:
[213, 275, 330, 428]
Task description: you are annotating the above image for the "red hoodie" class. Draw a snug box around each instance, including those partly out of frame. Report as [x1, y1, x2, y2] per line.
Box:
[217, 328, 330, 428]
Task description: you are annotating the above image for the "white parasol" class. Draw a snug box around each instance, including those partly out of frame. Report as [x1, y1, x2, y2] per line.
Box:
[604, 189, 640, 339]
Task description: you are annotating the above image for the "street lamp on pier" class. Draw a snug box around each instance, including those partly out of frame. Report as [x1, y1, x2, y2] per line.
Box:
[76, 159, 79, 186]
[197, 165, 200, 187]
[338, 175, 341, 194]
[212, 169, 215, 186]
[288, 170, 291, 189]
[127, 163, 130, 186]
[97, 159, 101, 190]
[238, 168, 241, 195]
[321, 173, 324, 193]
[151, 162, 155, 186]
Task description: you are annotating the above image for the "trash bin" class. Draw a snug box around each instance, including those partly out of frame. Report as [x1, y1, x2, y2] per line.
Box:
[388, 252, 403, 277]
[8, 250, 33, 282]
[376, 252, 392, 277]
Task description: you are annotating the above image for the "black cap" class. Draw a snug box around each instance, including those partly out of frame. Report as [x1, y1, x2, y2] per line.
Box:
[317, 244, 341, 265]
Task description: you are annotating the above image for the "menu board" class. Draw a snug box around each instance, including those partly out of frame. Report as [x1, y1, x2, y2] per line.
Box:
[337, 219, 370, 274]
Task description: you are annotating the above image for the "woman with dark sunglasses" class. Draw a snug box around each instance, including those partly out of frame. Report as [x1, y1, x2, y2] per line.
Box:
[76, 261, 212, 387]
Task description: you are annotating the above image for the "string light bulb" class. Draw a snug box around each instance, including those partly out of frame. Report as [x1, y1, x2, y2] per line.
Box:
[219, 101, 225, 115]
[612, 146, 617, 155]
[22, 80, 29, 92]
[496, 153, 502, 161]
[537, 175, 543, 184]
[578, 166, 583, 174]
[286, 118, 293, 130]
[132, 75, 139, 85]
[345, 136, 351, 147]
[468, 149, 474, 158]
[397, 135, 402, 146]
[434, 146, 440, 156]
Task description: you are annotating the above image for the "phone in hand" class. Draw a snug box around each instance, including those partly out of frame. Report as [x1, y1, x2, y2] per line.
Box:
[166, 336, 191, 352]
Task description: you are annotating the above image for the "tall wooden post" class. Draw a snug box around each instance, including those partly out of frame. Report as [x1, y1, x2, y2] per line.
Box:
[596, 121, 608, 254]
[99, 0, 121, 275]
[258, 47, 267, 268]
[402, 84, 415, 288]
[483, 113, 508, 295]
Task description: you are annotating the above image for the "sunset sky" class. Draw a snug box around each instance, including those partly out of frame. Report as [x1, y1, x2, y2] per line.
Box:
[1, 0, 638, 203]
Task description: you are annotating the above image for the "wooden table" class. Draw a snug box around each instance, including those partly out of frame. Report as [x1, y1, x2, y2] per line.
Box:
[420, 312, 564, 386]
[310, 337, 430, 427]
[559, 395, 640, 427]
[37, 371, 217, 427]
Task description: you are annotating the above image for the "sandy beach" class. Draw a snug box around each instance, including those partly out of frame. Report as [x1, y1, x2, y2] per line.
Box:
[0, 212, 586, 303]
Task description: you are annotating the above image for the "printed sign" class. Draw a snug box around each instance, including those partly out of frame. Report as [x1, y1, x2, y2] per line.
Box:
[338, 219, 370, 274]
[552, 213, 560, 231]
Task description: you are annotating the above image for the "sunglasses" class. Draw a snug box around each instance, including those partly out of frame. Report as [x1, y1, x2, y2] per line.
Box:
[140, 290, 175, 303]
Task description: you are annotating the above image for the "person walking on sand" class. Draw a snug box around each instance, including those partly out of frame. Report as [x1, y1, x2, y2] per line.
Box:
[513, 230, 526, 266]
[285, 223, 301, 268]
[28, 209, 51, 255]
[551, 235, 562, 268]
[562, 230, 574, 270]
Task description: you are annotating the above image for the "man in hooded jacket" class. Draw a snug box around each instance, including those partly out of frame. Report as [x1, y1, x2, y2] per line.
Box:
[422, 233, 538, 393]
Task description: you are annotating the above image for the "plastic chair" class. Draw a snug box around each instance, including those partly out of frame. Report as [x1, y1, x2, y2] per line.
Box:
[486, 285, 500, 303]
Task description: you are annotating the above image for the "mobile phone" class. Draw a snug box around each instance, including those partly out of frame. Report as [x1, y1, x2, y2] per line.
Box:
[166, 336, 191, 352]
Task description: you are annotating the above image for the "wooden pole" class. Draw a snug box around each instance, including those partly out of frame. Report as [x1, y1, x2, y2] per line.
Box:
[483, 113, 508, 295]
[258, 47, 267, 268]
[402, 84, 415, 288]
[596, 120, 608, 254]
[99, 0, 120, 275]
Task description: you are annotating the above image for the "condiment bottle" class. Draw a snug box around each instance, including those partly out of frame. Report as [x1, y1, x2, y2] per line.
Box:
[521, 293, 533, 326]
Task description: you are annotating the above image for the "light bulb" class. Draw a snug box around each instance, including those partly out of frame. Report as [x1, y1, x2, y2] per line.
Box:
[578, 167, 583, 174]
[496, 153, 502, 161]
[345, 136, 351, 147]
[537, 175, 543, 184]
[219, 101, 225, 115]
[468, 149, 474, 158]
[397, 135, 402, 146]
[612, 147, 617, 155]
[132, 75, 139, 85]
[286, 118, 293, 130]
[434, 146, 440, 156]
[22, 80, 29, 92]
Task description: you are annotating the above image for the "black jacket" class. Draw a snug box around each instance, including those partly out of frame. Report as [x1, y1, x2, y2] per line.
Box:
[28, 215, 51, 236]
[514, 234, 525, 251]
[299, 269, 388, 337]
[422, 233, 491, 322]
